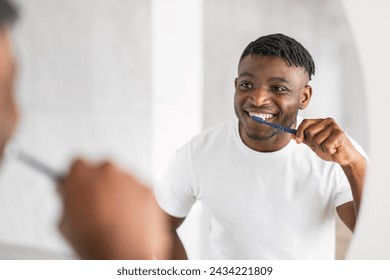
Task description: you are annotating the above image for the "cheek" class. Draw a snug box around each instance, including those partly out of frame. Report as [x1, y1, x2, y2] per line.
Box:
[0, 106, 18, 158]
[10, 100, 19, 128]
[234, 91, 247, 106]
[280, 97, 300, 113]
[233, 93, 243, 116]
[0, 86, 19, 140]
[281, 101, 300, 125]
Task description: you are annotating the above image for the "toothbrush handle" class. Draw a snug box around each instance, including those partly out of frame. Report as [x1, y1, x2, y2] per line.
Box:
[280, 126, 297, 135]
[251, 116, 297, 135]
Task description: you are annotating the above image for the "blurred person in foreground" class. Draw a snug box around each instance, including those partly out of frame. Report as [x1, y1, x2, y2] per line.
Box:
[0, 0, 170, 260]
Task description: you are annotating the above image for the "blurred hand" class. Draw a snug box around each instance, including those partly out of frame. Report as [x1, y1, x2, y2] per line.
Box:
[58, 159, 171, 260]
[293, 118, 362, 166]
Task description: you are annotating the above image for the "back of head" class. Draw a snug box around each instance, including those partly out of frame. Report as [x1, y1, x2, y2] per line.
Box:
[0, 0, 18, 158]
[0, 0, 18, 28]
[240, 33, 315, 80]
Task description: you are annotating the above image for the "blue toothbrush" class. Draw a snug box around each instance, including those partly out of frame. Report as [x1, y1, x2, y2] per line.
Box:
[251, 115, 297, 135]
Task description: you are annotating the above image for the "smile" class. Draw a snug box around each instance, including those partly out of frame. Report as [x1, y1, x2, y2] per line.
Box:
[247, 111, 274, 120]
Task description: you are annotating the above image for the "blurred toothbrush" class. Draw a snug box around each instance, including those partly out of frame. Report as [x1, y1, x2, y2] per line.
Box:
[6, 145, 63, 181]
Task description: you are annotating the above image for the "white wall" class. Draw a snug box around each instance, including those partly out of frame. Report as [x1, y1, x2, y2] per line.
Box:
[151, 0, 205, 259]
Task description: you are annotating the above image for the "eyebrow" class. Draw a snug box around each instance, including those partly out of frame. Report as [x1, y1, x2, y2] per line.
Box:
[238, 72, 291, 84]
[238, 72, 256, 79]
[267, 77, 291, 84]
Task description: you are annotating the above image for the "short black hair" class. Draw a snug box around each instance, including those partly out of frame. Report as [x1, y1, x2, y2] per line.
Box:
[0, 0, 18, 27]
[240, 33, 315, 80]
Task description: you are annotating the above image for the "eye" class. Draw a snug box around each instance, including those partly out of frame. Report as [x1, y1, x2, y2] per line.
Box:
[271, 86, 289, 95]
[239, 81, 253, 90]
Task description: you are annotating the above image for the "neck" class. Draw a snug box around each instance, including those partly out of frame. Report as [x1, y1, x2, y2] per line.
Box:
[238, 124, 292, 152]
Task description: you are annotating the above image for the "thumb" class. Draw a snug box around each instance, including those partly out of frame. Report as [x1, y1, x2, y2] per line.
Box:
[291, 133, 304, 144]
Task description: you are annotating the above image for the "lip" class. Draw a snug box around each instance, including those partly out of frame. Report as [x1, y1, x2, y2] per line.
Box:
[244, 109, 277, 122]
[245, 112, 274, 131]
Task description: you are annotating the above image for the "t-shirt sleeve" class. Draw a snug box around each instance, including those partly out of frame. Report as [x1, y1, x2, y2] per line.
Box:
[154, 145, 197, 218]
[334, 136, 368, 207]
[334, 173, 353, 207]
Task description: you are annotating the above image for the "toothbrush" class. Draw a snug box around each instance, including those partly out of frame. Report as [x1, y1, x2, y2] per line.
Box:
[6, 145, 63, 181]
[251, 115, 297, 135]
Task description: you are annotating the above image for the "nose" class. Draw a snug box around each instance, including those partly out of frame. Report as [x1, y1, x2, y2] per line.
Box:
[251, 87, 271, 106]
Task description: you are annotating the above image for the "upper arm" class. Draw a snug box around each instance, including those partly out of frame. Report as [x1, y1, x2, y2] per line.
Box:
[154, 145, 197, 218]
[167, 213, 186, 232]
[336, 201, 356, 231]
[160, 210, 188, 259]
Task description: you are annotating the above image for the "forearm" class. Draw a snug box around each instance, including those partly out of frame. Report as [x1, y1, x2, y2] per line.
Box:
[170, 231, 188, 260]
[70, 231, 155, 260]
[341, 153, 367, 215]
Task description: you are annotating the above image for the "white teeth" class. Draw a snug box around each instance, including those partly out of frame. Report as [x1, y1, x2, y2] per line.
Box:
[248, 112, 274, 120]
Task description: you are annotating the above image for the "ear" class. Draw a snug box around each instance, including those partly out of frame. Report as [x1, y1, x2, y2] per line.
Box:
[299, 85, 312, 110]
[234, 78, 238, 88]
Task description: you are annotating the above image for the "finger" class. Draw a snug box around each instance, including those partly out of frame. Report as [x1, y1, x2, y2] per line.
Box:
[69, 157, 90, 175]
[56, 178, 68, 198]
[295, 119, 320, 143]
[96, 160, 129, 186]
[305, 119, 340, 152]
[290, 133, 297, 141]
[317, 129, 343, 155]
[311, 128, 333, 153]
[307, 123, 335, 152]
[303, 120, 331, 145]
[57, 157, 90, 197]
[96, 160, 140, 185]
[96, 160, 117, 173]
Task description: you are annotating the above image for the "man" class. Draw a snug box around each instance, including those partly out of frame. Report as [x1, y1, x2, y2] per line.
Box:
[155, 33, 367, 259]
[0, 0, 169, 259]
[0, 0, 18, 158]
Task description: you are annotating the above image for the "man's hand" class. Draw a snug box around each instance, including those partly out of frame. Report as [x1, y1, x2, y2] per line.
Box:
[293, 117, 367, 222]
[293, 118, 361, 166]
[58, 159, 171, 260]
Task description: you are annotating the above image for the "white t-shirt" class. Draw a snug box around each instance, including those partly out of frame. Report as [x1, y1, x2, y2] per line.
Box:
[155, 120, 366, 259]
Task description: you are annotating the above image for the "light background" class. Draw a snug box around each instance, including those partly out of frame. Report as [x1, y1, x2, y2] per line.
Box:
[0, 0, 387, 259]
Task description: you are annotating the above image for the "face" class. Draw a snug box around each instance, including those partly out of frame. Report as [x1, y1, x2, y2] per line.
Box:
[0, 28, 18, 158]
[234, 55, 311, 152]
